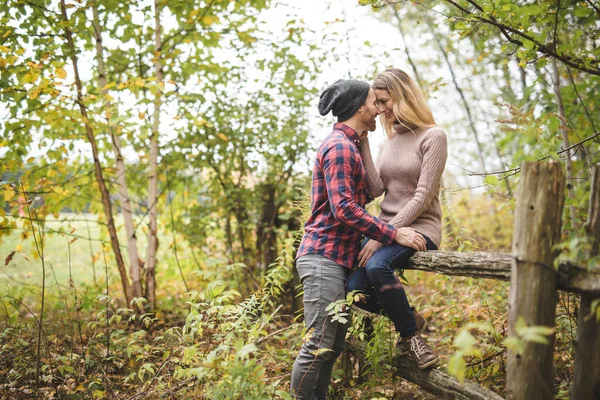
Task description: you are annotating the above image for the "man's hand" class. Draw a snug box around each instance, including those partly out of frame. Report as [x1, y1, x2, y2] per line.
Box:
[357, 239, 383, 267]
[394, 227, 426, 251]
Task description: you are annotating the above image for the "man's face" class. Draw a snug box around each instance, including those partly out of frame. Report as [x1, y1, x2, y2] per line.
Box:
[359, 88, 380, 136]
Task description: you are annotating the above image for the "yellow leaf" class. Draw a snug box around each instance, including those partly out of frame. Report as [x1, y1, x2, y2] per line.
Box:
[0, 45, 10, 53]
[28, 88, 40, 100]
[202, 15, 218, 26]
[0, 58, 6, 69]
[2, 30, 11, 38]
[104, 93, 114, 102]
[3, 188, 15, 202]
[102, 82, 116, 91]
[217, 133, 228, 141]
[55, 67, 67, 79]
[15, 244, 22, 252]
[138, 112, 146, 120]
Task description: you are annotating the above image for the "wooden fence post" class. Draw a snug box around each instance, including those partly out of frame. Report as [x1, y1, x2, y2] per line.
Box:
[571, 165, 600, 399]
[507, 161, 565, 400]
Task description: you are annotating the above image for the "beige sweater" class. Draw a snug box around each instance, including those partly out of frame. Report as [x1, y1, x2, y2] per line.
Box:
[360, 124, 448, 247]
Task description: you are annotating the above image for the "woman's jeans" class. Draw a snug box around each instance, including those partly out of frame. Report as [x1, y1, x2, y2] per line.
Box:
[291, 254, 349, 400]
[345, 235, 437, 338]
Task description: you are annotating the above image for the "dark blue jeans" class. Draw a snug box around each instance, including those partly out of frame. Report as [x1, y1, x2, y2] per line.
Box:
[345, 235, 437, 338]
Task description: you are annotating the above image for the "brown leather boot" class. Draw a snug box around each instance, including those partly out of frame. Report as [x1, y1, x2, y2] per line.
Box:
[398, 333, 440, 369]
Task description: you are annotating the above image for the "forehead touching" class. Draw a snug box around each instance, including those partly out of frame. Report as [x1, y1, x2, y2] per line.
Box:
[374, 89, 390, 99]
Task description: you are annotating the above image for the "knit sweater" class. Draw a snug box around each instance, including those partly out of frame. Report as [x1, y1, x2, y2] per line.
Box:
[360, 124, 448, 247]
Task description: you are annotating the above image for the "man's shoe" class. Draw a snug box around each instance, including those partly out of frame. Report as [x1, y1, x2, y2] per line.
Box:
[413, 307, 427, 334]
[398, 334, 440, 369]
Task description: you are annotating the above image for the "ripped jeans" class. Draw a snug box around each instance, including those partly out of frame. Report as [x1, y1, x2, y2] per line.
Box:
[345, 235, 437, 337]
[291, 254, 348, 400]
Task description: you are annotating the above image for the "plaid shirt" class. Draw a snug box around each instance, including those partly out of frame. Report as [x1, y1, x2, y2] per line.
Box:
[297, 123, 397, 269]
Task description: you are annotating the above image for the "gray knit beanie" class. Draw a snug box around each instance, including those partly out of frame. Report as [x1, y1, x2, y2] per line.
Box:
[318, 79, 371, 122]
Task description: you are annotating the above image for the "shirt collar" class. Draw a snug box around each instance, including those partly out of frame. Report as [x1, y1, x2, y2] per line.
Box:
[333, 122, 361, 146]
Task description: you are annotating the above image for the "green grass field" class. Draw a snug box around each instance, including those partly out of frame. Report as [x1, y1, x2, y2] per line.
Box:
[0, 214, 131, 296]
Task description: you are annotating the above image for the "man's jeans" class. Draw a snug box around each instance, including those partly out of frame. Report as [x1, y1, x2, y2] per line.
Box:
[291, 254, 348, 400]
[345, 235, 437, 337]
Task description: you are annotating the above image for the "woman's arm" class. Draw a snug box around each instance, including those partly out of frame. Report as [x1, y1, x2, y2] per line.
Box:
[360, 136, 385, 198]
[388, 128, 448, 228]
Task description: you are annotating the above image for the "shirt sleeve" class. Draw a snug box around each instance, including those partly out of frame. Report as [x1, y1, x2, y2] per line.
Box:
[359, 136, 385, 198]
[388, 128, 448, 228]
[321, 140, 397, 244]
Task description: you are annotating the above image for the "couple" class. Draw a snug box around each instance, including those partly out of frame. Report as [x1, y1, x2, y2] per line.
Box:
[291, 68, 448, 399]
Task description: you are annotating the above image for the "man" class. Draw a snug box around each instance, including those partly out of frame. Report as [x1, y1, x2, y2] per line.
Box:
[291, 79, 426, 399]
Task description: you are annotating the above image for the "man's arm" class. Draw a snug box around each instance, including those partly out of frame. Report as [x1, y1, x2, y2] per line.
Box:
[321, 140, 396, 244]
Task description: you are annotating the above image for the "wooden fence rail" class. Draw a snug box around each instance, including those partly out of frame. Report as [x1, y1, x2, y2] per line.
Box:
[348, 161, 600, 400]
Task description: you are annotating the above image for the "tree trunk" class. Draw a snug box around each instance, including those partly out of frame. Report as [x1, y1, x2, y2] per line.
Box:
[551, 59, 578, 231]
[571, 165, 600, 399]
[145, 0, 162, 308]
[348, 334, 504, 400]
[256, 183, 279, 270]
[60, 0, 132, 305]
[390, 6, 423, 86]
[92, 5, 143, 299]
[425, 17, 487, 174]
[506, 161, 565, 400]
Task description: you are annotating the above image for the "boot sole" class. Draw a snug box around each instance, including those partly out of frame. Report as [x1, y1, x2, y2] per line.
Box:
[417, 356, 440, 370]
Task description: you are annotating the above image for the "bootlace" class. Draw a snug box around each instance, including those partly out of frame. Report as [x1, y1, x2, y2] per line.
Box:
[409, 336, 428, 359]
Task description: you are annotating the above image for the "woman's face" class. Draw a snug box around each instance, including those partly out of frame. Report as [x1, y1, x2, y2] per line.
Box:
[374, 89, 394, 121]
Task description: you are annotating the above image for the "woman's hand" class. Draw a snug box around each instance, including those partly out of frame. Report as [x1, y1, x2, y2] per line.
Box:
[358, 240, 383, 268]
[394, 227, 427, 251]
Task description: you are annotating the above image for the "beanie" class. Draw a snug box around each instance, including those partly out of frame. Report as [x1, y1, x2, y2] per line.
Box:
[317, 79, 371, 122]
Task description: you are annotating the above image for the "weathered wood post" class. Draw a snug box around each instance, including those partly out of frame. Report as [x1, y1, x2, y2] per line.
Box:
[507, 161, 565, 400]
[571, 165, 600, 400]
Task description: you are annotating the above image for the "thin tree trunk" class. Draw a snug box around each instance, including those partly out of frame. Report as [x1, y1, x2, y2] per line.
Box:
[457, 56, 513, 196]
[551, 59, 578, 230]
[145, 0, 163, 309]
[60, 0, 132, 305]
[425, 17, 487, 174]
[391, 6, 423, 86]
[570, 165, 600, 400]
[92, 5, 143, 299]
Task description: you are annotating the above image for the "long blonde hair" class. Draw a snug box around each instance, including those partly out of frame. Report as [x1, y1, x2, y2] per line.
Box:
[372, 68, 436, 137]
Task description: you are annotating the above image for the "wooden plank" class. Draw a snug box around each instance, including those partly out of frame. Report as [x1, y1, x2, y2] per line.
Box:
[406, 252, 600, 295]
[571, 165, 600, 400]
[506, 161, 565, 400]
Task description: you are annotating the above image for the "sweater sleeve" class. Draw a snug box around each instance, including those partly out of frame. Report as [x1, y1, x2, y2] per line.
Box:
[321, 140, 397, 244]
[388, 128, 448, 228]
[359, 136, 385, 198]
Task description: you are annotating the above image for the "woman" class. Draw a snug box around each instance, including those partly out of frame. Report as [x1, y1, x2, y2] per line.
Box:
[346, 68, 447, 369]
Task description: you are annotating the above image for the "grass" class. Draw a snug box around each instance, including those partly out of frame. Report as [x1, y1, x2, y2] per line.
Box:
[1, 214, 108, 295]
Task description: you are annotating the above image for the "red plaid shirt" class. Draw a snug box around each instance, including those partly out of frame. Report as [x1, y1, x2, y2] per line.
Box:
[297, 123, 397, 269]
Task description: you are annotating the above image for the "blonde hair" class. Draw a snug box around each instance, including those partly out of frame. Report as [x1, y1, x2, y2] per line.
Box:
[372, 68, 436, 137]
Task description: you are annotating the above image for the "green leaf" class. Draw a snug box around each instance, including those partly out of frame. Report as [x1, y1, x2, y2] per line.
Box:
[448, 353, 466, 382]
[484, 175, 499, 186]
[522, 39, 535, 50]
[454, 329, 476, 353]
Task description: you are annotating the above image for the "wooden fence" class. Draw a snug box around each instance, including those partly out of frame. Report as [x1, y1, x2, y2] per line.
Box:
[349, 161, 600, 400]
